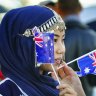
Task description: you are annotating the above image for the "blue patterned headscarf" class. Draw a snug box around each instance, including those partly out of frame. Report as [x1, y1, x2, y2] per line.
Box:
[0, 6, 63, 96]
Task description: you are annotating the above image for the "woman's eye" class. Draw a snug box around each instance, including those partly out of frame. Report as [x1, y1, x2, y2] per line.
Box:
[54, 39, 57, 43]
[62, 38, 65, 43]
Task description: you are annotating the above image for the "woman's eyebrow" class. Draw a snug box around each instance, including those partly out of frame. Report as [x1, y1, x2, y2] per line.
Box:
[54, 34, 65, 37]
[54, 34, 59, 37]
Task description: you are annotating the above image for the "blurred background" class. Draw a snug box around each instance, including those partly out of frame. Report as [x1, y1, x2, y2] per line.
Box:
[0, 0, 96, 24]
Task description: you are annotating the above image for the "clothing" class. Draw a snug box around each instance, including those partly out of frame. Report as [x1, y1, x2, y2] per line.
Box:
[0, 6, 60, 96]
[92, 87, 96, 96]
[87, 20, 96, 32]
[0, 70, 4, 80]
[0, 78, 28, 96]
[64, 15, 96, 96]
[0, 5, 7, 13]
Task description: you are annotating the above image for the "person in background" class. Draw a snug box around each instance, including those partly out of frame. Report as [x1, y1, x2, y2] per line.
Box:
[56, 0, 96, 96]
[39, 0, 57, 12]
[0, 5, 7, 22]
[0, 6, 85, 96]
[0, 6, 7, 13]
[87, 20, 96, 32]
[80, 5, 96, 32]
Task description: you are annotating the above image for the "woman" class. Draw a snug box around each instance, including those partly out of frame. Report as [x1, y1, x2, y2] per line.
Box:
[0, 6, 85, 96]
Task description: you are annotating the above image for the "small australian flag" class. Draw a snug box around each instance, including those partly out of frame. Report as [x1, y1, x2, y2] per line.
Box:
[77, 50, 96, 77]
[32, 27, 54, 64]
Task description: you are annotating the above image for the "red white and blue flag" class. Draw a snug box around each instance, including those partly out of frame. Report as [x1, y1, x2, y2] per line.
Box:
[77, 50, 96, 77]
[32, 27, 54, 64]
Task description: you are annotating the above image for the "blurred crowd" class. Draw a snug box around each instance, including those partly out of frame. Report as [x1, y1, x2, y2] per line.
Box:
[0, 0, 96, 96]
[0, 0, 96, 28]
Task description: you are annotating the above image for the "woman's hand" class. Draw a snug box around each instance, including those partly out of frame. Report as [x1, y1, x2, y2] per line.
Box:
[59, 64, 86, 96]
[56, 83, 77, 96]
[51, 63, 86, 96]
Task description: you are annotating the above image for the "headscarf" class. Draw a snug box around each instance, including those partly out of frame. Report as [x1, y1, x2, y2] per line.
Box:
[0, 6, 64, 96]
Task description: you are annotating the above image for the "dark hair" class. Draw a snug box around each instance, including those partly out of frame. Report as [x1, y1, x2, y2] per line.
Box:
[0, 5, 7, 13]
[58, 0, 82, 14]
[46, 2, 56, 6]
[39, 1, 56, 6]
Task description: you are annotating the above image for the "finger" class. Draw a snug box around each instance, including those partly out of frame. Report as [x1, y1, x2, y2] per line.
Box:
[57, 61, 73, 76]
[57, 61, 66, 69]
[59, 88, 71, 96]
[56, 84, 70, 89]
[57, 64, 75, 77]
[62, 65, 76, 76]
[57, 61, 66, 79]
[58, 68, 66, 79]
[59, 87, 77, 96]
[59, 88, 69, 96]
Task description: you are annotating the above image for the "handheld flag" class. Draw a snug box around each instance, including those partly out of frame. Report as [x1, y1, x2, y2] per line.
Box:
[77, 50, 96, 77]
[32, 27, 54, 64]
[32, 27, 60, 84]
[58, 49, 96, 77]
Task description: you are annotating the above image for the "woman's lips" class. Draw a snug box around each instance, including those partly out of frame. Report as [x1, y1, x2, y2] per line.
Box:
[55, 59, 61, 64]
[55, 58, 62, 65]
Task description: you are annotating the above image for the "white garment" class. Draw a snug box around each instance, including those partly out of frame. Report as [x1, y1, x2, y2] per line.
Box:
[92, 87, 96, 96]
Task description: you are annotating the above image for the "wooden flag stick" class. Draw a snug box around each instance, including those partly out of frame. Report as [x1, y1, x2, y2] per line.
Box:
[51, 64, 60, 84]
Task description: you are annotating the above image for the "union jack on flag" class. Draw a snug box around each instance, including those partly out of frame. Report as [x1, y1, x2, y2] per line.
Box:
[32, 27, 43, 47]
[77, 50, 96, 77]
[32, 26, 54, 64]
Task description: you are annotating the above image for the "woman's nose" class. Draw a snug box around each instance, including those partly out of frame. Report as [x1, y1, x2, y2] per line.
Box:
[57, 43, 65, 54]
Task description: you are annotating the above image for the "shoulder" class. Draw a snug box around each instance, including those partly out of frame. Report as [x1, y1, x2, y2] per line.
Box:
[0, 78, 14, 89]
[65, 20, 96, 35]
[0, 78, 28, 96]
[65, 23, 96, 39]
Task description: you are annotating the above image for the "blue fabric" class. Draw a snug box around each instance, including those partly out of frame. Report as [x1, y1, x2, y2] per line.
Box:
[64, 14, 80, 22]
[0, 78, 27, 96]
[0, 6, 59, 96]
[87, 21, 96, 32]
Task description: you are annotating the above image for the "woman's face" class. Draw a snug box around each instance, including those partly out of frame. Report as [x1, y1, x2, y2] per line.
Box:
[40, 25, 66, 72]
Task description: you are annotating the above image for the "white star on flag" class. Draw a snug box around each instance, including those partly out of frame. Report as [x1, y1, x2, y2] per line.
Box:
[49, 57, 51, 60]
[51, 42, 53, 46]
[48, 36, 50, 40]
[84, 67, 90, 74]
[45, 44, 48, 47]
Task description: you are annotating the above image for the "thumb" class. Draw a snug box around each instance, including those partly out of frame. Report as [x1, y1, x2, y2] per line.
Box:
[62, 65, 76, 76]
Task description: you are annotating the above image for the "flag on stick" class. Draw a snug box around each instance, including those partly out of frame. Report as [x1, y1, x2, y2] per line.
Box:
[58, 49, 96, 77]
[32, 27, 54, 64]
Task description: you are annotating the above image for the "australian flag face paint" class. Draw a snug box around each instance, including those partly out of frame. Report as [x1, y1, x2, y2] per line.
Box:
[32, 26, 54, 64]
